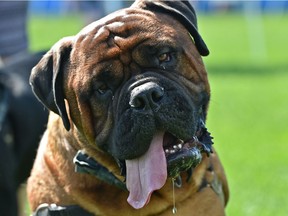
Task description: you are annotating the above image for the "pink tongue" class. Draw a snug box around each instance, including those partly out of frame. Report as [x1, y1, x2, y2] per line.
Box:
[126, 132, 167, 209]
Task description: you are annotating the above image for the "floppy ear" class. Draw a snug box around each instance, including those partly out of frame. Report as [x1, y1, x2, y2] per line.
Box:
[29, 36, 73, 131]
[132, 0, 209, 56]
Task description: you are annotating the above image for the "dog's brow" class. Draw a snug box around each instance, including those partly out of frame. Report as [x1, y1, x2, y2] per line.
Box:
[98, 70, 114, 80]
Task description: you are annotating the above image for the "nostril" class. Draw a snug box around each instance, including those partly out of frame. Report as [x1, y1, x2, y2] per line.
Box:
[129, 96, 146, 109]
[151, 87, 164, 103]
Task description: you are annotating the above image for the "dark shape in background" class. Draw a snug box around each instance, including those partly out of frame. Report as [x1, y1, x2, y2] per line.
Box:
[0, 52, 48, 216]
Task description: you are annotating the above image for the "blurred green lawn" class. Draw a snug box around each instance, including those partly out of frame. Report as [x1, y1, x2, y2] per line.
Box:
[199, 13, 288, 216]
[28, 13, 288, 216]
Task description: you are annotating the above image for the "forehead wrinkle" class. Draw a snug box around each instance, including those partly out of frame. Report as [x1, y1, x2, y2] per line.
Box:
[104, 14, 165, 53]
[72, 8, 181, 68]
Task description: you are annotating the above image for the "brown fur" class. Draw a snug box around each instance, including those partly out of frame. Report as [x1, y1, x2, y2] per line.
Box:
[27, 1, 229, 215]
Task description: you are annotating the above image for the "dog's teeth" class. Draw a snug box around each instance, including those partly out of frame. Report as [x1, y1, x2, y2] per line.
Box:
[165, 144, 183, 155]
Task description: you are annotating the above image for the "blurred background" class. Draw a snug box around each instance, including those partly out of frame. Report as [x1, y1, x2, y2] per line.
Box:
[0, 1, 287, 216]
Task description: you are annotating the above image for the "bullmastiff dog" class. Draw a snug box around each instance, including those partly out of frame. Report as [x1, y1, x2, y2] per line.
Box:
[27, 0, 229, 215]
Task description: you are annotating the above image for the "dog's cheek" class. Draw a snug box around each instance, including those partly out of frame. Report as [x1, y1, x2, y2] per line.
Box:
[181, 48, 210, 94]
[80, 91, 116, 150]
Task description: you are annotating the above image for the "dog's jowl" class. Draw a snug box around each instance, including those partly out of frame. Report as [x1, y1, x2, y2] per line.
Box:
[27, 1, 229, 215]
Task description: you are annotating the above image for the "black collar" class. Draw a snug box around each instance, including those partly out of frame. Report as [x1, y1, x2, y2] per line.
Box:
[73, 150, 127, 190]
[33, 203, 93, 216]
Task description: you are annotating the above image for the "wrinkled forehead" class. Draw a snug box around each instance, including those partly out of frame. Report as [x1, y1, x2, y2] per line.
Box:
[74, 8, 181, 52]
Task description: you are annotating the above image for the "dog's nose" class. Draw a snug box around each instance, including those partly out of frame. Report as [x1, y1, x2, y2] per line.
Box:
[129, 82, 164, 110]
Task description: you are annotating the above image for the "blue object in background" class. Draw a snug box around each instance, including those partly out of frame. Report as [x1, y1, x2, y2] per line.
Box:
[28, 1, 66, 15]
[28, 0, 288, 15]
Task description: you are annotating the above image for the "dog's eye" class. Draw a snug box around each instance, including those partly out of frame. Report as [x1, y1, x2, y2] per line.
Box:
[97, 83, 109, 94]
[158, 53, 171, 63]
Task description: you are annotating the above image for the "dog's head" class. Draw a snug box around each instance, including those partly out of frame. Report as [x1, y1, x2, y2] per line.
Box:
[30, 0, 212, 209]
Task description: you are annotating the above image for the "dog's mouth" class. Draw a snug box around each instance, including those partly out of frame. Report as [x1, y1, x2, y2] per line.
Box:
[120, 119, 213, 209]
[163, 120, 213, 180]
[120, 119, 213, 178]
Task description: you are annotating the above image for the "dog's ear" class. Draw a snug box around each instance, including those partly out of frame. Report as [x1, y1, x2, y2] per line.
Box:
[30, 36, 73, 131]
[132, 0, 209, 56]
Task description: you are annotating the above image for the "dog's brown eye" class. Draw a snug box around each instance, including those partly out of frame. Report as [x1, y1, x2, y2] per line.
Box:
[158, 53, 171, 62]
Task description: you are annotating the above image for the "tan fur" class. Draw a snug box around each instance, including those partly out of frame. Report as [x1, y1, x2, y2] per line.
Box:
[27, 2, 228, 215]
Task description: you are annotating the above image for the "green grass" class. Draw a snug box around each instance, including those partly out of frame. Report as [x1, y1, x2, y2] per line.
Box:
[207, 72, 288, 216]
[198, 13, 288, 67]
[28, 15, 83, 51]
[197, 13, 288, 216]
[27, 12, 288, 216]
